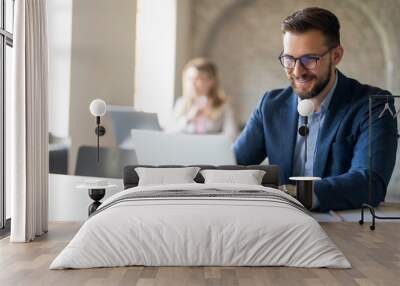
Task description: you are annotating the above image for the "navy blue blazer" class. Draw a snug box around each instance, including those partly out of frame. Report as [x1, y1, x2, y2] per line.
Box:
[234, 70, 398, 211]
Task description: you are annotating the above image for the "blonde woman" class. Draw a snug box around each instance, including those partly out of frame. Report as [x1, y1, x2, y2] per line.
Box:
[168, 58, 238, 141]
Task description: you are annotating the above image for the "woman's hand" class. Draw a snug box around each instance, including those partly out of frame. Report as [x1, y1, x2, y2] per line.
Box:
[187, 96, 210, 120]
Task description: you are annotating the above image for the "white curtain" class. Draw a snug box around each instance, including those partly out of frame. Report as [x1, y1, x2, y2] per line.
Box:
[8, 0, 49, 242]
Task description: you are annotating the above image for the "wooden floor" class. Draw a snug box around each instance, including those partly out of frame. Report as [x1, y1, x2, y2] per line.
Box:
[0, 222, 399, 286]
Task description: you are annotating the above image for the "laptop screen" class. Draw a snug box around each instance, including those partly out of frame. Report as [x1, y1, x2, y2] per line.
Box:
[128, 130, 236, 165]
[107, 105, 162, 145]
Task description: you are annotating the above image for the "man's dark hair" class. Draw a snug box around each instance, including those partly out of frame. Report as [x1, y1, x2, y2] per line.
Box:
[282, 7, 341, 48]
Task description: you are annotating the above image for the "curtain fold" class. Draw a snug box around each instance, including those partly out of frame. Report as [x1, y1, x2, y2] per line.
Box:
[9, 0, 48, 242]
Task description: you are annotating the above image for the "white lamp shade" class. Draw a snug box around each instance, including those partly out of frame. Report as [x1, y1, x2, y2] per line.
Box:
[297, 99, 314, 117]
[89, 99, 107, 116]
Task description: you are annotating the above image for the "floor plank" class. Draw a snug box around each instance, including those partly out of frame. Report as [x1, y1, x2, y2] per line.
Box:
[0, 222, 399, 286]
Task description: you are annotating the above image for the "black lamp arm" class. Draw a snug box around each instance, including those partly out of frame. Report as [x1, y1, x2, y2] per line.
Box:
[94, 116, 106, 162]
[298, 116, 309, 164]
[304, 116, 308, 164]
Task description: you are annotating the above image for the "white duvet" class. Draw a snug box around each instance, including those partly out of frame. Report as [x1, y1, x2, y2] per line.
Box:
[50, 183, 351, 269]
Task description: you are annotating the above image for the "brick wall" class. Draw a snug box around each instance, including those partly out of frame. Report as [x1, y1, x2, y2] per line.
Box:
[192, 0, 400, 123]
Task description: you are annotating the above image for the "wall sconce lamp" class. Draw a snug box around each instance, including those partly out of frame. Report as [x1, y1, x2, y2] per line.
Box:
[89, 99, 107, 162]
[297, 99, 314, 164]
[290, 99, 317, 210]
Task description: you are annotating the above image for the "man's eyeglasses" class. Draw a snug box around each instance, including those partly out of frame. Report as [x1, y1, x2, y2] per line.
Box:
[278, 48, 334, 70]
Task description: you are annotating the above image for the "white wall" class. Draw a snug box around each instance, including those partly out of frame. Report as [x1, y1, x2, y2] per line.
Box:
[48, 0, 194, 175]
[134, 0, 177, 126]
[175, 0, 193, 101]
[47, 0, 72, 138]
[68, 0, 136, 173]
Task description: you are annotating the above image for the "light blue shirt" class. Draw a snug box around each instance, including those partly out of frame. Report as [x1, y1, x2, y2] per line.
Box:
[292, 71, 338, 207]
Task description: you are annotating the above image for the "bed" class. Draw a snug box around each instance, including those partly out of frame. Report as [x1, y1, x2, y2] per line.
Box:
[50, 165, 350, 269]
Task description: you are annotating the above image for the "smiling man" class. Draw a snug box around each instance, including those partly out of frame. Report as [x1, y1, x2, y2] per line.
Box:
[233, 7, 398, 211]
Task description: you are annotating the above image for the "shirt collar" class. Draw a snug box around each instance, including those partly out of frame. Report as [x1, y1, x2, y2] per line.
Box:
[319, 70, 338, 113]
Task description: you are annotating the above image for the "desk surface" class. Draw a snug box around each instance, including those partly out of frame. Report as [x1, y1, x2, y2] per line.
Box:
[49, 174, 400, 222]
[49, 174, 124, 221]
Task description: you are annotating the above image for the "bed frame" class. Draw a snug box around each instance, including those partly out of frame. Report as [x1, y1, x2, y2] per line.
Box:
[123, 165, 280, 189]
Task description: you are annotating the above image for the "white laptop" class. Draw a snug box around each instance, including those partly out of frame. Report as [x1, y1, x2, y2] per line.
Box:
[107, 105, 162, 146]
[128, 130, 237, 165]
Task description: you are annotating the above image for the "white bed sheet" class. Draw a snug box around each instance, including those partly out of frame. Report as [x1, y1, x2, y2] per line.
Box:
[50, 183, 350, 269]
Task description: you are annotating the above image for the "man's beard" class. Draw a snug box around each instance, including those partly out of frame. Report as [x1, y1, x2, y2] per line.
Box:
[291, 63, 332, 100]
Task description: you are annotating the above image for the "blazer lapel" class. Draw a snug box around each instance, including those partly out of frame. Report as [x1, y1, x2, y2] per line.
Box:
[313, 71, 351, 178]
[279, 93, 299, 183]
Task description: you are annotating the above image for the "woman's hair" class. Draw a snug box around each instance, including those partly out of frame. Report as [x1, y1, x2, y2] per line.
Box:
[182, 57, 226, 109]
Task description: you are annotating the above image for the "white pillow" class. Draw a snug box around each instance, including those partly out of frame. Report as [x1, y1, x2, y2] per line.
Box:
[200, 169, 266, 185]
[135, 167, 200, 186]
